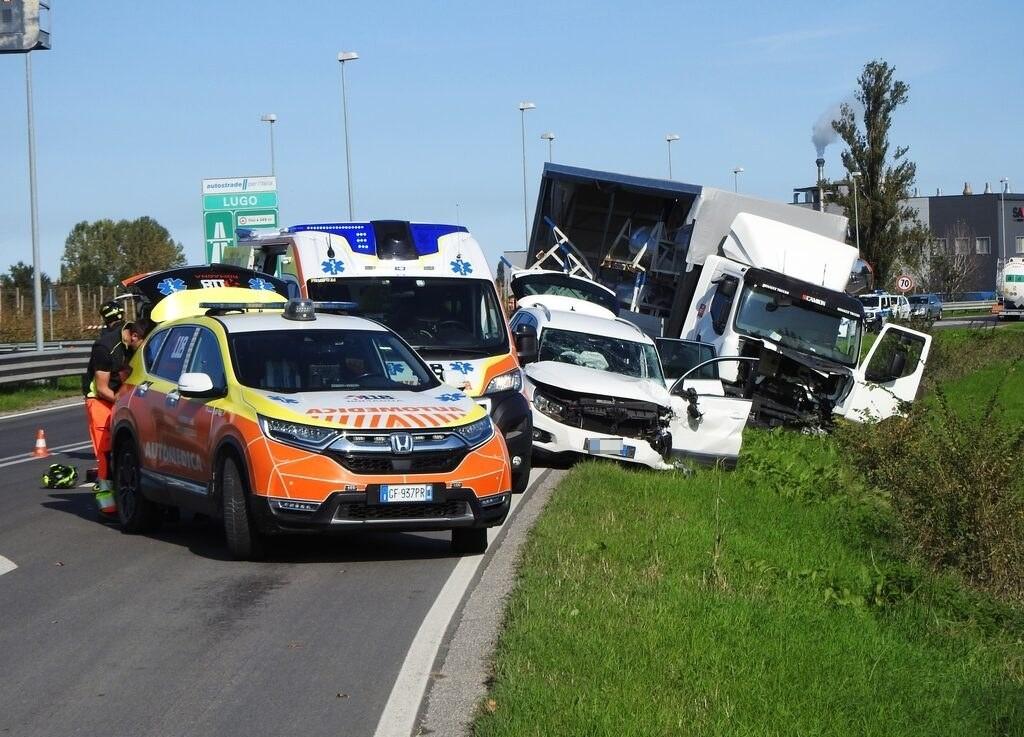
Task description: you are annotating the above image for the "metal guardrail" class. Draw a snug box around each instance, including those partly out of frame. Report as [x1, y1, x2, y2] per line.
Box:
[0, 340, 92, 354]
[0, 345, 91, 386]
[942, 300, 997, 312]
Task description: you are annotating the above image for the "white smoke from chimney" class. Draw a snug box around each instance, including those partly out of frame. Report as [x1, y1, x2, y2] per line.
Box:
[811, 97, 861, 158]
[811, 101, 844, 157]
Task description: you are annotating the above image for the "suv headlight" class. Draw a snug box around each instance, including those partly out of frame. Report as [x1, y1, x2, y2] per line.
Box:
[533, 391, 565, 421]
[259, 415, 339, 450]
[483, 368, 523, 395]
[454, 416, 494, 447]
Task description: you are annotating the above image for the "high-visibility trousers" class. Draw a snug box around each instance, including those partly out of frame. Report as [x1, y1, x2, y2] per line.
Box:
[85, 397, 114, 480]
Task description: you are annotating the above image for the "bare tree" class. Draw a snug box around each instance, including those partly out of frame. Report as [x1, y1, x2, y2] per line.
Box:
[918, 219, 980, 297]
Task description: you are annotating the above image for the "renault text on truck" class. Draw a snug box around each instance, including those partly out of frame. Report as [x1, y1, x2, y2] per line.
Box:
[111, 283, 512, 559]
[220, 221, 533, 492]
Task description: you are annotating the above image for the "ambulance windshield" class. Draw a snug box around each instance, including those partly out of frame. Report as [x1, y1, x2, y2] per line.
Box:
[306, 277, 509, 358]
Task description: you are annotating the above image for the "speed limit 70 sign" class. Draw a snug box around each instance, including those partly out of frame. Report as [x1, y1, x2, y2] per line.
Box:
[896, 274, 915, 293]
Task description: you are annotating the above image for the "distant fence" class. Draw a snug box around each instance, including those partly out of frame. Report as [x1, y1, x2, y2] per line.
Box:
[0, 284, 137, 343]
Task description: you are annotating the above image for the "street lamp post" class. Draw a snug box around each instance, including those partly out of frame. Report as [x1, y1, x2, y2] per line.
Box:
[665, 134, 679, 179]
[260, 113, 277, 176]
[851, 171, 862, 255]
[24, 54, 43, 351]
[732, 166, 744, 193]
[519, 102, 536, 248]
[338, 51, 359, 220]
[540, 131, 555, 163]
[1000, 178, 1010, 269]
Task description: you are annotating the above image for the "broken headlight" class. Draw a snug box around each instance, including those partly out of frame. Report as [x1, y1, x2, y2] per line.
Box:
[533, 391, 565, 421]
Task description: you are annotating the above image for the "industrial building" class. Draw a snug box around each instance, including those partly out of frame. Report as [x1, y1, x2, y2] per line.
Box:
[907, 185, 1024, 294]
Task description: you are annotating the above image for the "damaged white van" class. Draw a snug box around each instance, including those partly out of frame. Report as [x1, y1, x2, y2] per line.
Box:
[511, 297, 752, 469]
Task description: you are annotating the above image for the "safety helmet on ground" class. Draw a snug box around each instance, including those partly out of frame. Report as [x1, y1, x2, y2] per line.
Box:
[99, 300, 125, 325]
[41, 463, 78, 489]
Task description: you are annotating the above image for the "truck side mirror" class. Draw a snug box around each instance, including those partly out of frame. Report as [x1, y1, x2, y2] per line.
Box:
[514, 324, 538, 364]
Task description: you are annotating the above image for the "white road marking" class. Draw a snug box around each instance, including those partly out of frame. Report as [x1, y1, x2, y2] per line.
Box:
[0, 441, 94, 469]
[0, 555, 17, 577]
[372, 471, 536, 737]
[0, 401, 82, 422]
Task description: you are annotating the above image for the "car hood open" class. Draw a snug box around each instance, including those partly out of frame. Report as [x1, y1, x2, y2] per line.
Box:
[524, 361, 670, 407]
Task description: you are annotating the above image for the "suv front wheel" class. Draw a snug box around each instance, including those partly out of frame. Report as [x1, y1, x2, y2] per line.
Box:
[115, 438, 160, 533]
[221, 456, 265, 561]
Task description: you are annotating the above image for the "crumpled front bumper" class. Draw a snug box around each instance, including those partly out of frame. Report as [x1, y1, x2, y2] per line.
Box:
[530, 410, 673, 470]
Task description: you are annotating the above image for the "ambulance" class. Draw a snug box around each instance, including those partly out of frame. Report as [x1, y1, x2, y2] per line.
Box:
[110, 285, 512, 560]
[223, 221, 533, 493]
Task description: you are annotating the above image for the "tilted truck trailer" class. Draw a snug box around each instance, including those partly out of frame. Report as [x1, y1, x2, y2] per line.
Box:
[219, 220, 534, 493]
[526, 164, 930, 427]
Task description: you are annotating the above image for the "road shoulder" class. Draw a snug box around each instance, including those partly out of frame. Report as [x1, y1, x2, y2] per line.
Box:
[415, 467, 565, 737]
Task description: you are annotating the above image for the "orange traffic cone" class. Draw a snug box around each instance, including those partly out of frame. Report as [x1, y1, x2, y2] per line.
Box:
[32, 429, 50, 458]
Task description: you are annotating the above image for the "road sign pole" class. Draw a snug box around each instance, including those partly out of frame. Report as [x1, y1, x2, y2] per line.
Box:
[25, 53, 43, 352]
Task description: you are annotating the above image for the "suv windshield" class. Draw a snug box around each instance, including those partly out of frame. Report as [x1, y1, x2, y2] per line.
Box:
[229, 329, 439, 393]
[538, 327, 664, 382]
[909, 296, 929, 304]
[306, 277, 508, 358]
[735, 286, 862, 366]
[859, 295, 880, 308]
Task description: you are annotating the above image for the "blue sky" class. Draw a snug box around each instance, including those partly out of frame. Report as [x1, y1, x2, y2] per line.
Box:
[1, 0, 1020, 277]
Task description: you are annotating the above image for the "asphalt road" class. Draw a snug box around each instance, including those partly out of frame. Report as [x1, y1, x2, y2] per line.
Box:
[0, 403, 532, 737]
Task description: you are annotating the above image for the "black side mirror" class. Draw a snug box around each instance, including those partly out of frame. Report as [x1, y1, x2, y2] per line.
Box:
[684, 387, 703, 420]
[514, 324, 538, 364]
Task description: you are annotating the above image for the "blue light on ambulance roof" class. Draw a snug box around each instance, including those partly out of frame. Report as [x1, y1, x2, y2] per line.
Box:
[286, 222, 468, 257]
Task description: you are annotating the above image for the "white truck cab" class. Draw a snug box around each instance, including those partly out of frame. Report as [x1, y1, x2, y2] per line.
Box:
[221, 221, 534, 492]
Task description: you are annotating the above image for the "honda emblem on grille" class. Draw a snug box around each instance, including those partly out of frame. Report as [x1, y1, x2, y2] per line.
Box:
[390, 432, 414, 454]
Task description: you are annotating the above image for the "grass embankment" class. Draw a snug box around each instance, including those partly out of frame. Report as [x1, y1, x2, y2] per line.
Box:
[0, 376, 81, 413]
[476, 326, 1024, 737]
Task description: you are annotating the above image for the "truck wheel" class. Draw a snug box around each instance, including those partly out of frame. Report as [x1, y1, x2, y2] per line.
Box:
[115, 439, 160, 534]
[221, 456, 264, 561]
[511, 452, 532, 494]
[451, 527, 488, 556]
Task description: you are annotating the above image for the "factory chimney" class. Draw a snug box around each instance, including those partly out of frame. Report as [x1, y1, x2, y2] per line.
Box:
[815, 157, 826, 212]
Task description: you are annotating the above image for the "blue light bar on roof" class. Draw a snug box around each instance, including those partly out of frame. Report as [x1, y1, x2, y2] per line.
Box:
[286, 222, 468, 257]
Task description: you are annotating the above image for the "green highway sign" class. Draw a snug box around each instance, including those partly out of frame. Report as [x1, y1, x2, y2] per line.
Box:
[203, 192, 279, 211]
[202, 176, 279, 262]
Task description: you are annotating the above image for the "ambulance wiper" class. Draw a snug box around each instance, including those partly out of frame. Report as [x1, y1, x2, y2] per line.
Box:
[412, 345, 493, 356]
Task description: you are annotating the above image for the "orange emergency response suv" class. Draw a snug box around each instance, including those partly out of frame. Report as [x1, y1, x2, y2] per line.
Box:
[110, 283, 512, 559]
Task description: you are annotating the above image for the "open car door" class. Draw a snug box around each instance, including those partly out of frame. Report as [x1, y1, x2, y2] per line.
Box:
[666, 356, 756, 468]
[835, 323, 931, 422]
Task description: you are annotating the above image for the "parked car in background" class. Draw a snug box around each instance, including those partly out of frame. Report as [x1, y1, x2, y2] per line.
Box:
[908, 293, 943, 320]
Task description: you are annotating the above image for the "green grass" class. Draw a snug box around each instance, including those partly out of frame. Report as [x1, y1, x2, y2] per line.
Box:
[475, 326, 1024, 737]
[0, 376, 81, 413]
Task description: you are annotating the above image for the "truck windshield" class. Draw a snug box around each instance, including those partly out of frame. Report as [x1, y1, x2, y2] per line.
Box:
[538, 327, 664, 382]
[306, 277, 509, 358]
[734, 286, 862, 366]
[229, 329, 439, 393]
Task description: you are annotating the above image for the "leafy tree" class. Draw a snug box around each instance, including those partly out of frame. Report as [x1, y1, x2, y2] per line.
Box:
[831, 60, 929, 287]
[0, 261, 51, 290]
[61, 217, 185, 286]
